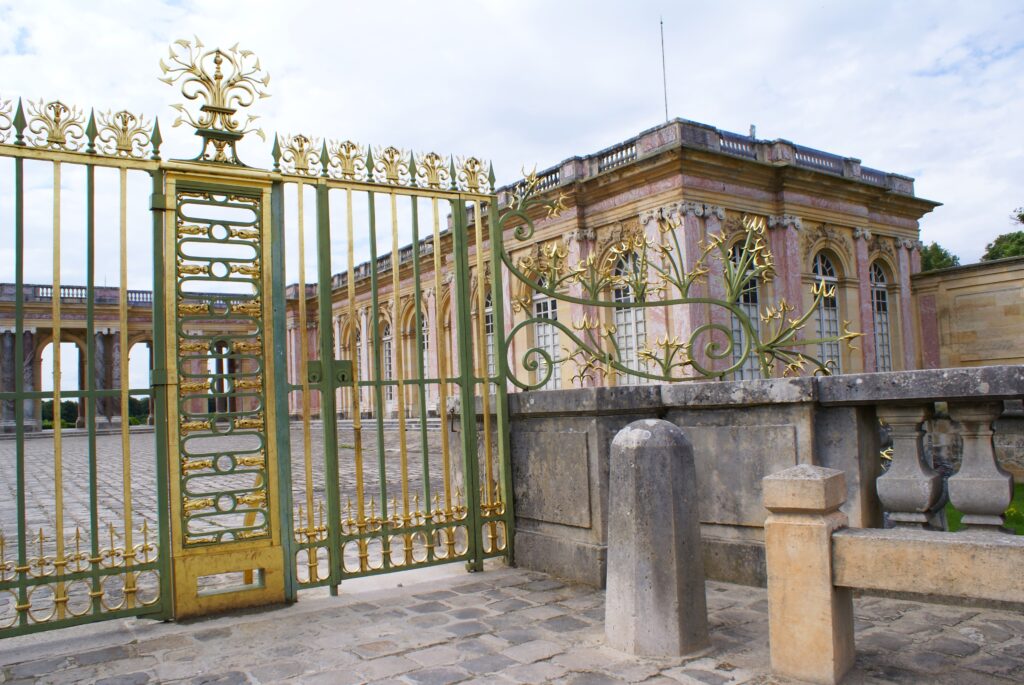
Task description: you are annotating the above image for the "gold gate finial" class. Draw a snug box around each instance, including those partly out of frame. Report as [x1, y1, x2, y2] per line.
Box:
[159, 36, 270, 165]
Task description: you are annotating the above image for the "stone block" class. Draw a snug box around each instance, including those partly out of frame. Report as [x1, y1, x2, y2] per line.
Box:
[605, 419, 708, 656]
[512, 529, 606, 588]
[816, 365, 1024, 405]
[661, 376, 815, 408]
[511, 428, 591, 528]
[763, 464, 846, 512]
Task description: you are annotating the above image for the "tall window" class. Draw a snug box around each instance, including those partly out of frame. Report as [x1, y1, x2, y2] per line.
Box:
[381, 323, 394, 402]
[483, 290, 495, 393]
[812, 252, 841, 372]
[354, 328, 363, 380]
[420, 313, 429, 360]
[533, 279, 561, 388]
[730, 244, 761, 380]
[870, 262, 893, 372]
[612, 252, 649, 384]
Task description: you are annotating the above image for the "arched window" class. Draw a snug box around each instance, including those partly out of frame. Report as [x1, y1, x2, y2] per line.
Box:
[483, 293, 495, 395]
[730, 244, 761, 380]
[533, 278, 561, 388]
[381, 323, 394, 402]
[870, 262, 893, 372]
[612, 252, 649, 384]
[812, 252, 841, 372]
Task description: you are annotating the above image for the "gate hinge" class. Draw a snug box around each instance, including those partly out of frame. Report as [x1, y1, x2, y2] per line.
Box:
[307, 359, 353, 388]
[150, 193, 171, 212]
[150, 367, 172, 386]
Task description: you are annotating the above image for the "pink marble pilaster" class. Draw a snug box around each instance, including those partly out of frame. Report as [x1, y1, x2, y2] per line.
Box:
[564, 227, 598, 387]
[704, 206, 730, 372]
[853, 229, 875, 373]
[897, 242, 917, 370]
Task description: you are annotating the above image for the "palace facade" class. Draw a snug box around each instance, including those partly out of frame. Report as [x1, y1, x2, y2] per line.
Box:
[285, 118, 940, 418]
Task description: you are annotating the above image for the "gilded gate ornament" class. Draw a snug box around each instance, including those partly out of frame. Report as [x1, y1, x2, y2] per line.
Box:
[159, 37, 269, 164]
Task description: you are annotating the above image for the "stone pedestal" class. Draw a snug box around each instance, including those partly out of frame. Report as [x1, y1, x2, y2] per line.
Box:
[764, 464, 854, 685]
[604, 419, 708, 657]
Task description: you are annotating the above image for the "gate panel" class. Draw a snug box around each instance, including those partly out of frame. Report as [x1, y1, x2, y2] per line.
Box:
[276, 141, 513, 589]
[0, 120, 171, 636]
[162, 173, 286, 617]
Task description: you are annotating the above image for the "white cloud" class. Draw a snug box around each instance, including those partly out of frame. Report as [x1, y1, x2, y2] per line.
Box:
[0, 0, 1021, 269]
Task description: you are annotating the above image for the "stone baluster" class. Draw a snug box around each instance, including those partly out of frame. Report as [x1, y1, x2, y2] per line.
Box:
[947, 402, 1013, 532]
[875, 404, 942, 527]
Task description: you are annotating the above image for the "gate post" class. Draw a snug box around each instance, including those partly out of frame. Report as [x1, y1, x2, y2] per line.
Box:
[764, 465, 854, 685]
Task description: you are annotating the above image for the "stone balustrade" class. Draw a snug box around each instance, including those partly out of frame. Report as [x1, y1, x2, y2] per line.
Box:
[495, 365, 1023, 590]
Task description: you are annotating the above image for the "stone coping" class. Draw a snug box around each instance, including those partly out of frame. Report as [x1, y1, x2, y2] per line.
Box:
[503, 366, 1023, 417]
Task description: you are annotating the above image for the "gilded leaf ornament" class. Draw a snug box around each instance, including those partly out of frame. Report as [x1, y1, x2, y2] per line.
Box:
[0, 96, 12, 144]
[96, 110, 152, 158]
[279, 133, 321, 176]
[27, 99, 86, 150]
[328, 140, 367, 180]
[159, 37, 269, 164]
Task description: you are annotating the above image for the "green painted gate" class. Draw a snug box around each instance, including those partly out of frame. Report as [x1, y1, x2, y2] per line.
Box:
[0, 37, 513, 635]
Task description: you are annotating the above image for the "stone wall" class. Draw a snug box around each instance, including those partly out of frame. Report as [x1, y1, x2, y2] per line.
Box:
[504, 366, 1024, 589]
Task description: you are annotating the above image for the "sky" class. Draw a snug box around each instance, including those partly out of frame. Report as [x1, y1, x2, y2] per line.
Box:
[1, 0, 1022, 388]
[1, 0, 1021, 262]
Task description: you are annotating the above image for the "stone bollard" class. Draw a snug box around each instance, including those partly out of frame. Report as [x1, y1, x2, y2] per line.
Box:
[604, 419, 708, 657]
[764, 464, 854, 685]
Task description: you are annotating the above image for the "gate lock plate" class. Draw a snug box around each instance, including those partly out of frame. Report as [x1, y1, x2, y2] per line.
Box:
[307, 359, 353, 388]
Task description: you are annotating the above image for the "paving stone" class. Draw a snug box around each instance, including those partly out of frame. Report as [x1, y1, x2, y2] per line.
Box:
[356, 655, 418, 681]
[561, 673, 625, 685]
[407, 601, 450, 614]
[250, 659, 304, 682]
[552, 647, 627, 672]
[449, 582, 491, 594]
[502, 660, 570, 683]
[459, 654, 518, 675]
[353, 639, 402, 658]
[289, 669, 366, 685]
[856, 630, 913, 653]
[666, 669, 731, 685]
[501, 638, 565, 663]
[412, 590, 457, 601]
[541, 615, 589, 632]
[94, 673, 151, 685]
[449, 607, 489, 620]
[8, 656, 73, 679]
[928, 635, 981, 657]
[441, 620, 488, 637]
[486, 597, 530, 613]
[891, 649, 957, 674]
[400, 666, 470, 685]
[406, 645, 462, 668]
[187, 673, 250, 685]
[964, 654, 1024, 678]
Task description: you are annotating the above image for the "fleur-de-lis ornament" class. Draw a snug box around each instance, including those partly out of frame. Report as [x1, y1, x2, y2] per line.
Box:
[159, 37, 269, 165]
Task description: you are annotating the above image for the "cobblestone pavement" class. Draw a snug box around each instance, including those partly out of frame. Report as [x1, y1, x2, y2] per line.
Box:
[1, 563, 1022, 684]
[0, 423, 457, 557]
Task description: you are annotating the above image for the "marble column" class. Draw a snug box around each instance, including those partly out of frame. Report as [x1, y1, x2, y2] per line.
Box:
[766, 214, 803, 310]
[676, 202, 710, 374]
[94, 332, 107, 423]
[564, 227, 597, 387]
[76, 345, 87, 428]
[147, 342, 155, 425]
[704, 206, 730, 373]
[853, 228, 875, 373]
[359, 307, 371, 417]
[1, 331, 14, 431]
[110, 331, 122, 422]
[425, 289, 439, 413]
[897, 240, 917, 370]
[23, 330, 38, 430]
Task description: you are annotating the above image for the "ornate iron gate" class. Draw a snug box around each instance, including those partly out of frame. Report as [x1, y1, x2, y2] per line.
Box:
[0, 37, 513, 635]
[275, 143, 513, 595]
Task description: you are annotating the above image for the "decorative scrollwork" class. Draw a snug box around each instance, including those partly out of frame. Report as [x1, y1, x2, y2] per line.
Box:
[279, 133, 322, 176]
[0, 96, 13, 144]
[26, 99, 86, 150]
[96, 110, 152, 158]
[457, 156, 488, 193]
[496, 171, 861, 388]
[327, 140, 367, 181]
[373, 145, 411, 185]
[416, 151, 450, 189]
[159, 37, 269, 164]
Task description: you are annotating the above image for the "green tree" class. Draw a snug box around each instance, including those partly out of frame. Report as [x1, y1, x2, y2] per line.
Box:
[982, 230, 1024, 261]
[919, 242, 960, 271]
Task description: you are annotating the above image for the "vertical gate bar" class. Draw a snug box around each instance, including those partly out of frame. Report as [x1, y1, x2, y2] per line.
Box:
[149, 168, 173, 619]
[85, 162, 101, 615]
[293, 180, 317, 582]
[117, 167, 136, 608]
[487, 198, 515, 560]
[270, 179, 297, 601]
[388, 192, 411, 564]
[430, 197, 454, 555]
[13, 155, 28, 628]
[451, 199, 483, 571]
[344, 188, 368, 570]
[471, 199, 496, 554]
[314, 182, 342, 593]
[409, 198, 432, 558]
[51, 160, 67, 619]
[366, 191, 390, 558]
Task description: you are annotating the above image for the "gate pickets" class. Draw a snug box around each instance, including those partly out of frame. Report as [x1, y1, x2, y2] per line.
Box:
[0, 39, 513, 636]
